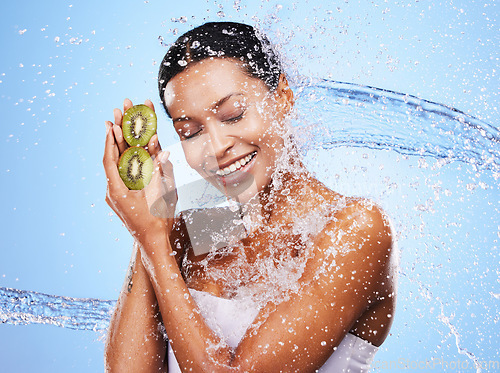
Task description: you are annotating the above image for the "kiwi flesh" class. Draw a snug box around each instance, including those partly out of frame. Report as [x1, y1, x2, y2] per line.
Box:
[122, 104, 157, 147]
[118, 146, 154, 190]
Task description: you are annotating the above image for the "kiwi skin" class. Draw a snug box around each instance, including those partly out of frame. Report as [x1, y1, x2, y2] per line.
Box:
[118, 146, 154, 190]
[122, 104, 157, 147]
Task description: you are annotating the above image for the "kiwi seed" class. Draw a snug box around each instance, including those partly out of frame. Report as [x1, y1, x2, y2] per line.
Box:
[118, 146, 154, 190]
[122, 104, 157, 147]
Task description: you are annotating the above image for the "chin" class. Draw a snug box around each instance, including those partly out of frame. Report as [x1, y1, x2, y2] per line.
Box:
[216, 179, 261, 205]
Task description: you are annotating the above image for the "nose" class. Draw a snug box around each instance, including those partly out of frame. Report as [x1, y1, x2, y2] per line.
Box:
[206, 122, 235, 160]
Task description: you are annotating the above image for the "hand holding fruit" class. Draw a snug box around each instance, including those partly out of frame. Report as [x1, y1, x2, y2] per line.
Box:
[103, 99, 177, 240]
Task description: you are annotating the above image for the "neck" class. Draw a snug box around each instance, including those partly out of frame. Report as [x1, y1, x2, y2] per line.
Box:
[240, 159, 310, 232]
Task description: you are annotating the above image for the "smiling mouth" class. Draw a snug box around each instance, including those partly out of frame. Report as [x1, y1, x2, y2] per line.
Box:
[215, 151, 257, 177]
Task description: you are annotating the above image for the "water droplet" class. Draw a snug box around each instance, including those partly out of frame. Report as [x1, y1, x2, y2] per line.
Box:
[466, 183, 477, 192]
[69, 37, 82, 45]
[171, 16, 187, 23]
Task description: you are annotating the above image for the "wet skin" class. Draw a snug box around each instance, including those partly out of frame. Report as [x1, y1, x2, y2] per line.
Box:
[103, 58, 396, 372]
[166, 58, 290, 204]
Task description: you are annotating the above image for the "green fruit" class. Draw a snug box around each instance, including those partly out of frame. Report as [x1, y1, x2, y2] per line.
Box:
[122, 104, 157, 147]
[118, 146, 154, 190]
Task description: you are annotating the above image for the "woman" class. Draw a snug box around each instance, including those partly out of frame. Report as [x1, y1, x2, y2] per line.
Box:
[103, 22, 396, 372]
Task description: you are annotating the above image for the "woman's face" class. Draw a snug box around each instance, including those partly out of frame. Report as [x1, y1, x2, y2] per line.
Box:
[165, 58, 290, 203]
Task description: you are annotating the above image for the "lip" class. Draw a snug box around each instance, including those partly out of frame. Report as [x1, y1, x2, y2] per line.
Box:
[215, 151, 255, 171]
[215, 151, 257, 186]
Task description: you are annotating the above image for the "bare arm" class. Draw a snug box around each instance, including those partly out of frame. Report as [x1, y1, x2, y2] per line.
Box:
[232, 201, 395, 371]
[104, 99, 171, 372]
[132, 201, 394, 372]
[105, 242, 167, 372]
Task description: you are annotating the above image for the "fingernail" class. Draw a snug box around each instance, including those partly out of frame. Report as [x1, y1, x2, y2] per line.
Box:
[159, 151, 169, 163]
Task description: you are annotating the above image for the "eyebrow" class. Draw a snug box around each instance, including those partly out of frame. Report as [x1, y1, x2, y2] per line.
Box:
[172, 92, 244, 123]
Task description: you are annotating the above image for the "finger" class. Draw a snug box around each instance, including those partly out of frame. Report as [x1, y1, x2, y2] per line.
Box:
[115, 99, 133, 128]
[144, 99, 155, 112]
[158, 151, 176, 190]
[104, 121, 126, 193]
[158, 151, 173, 178]
[124, 98, 133, 113]
[151, 158, 163, 186]
[113, 108, 123, 128]
[145, 152, 177, 218]
[145, 156, 165, 200]
[103, 121, 118, 167]
[158, 151, 178, 216]
[113, 124, 127, 154]
[152, 151, 175, 192]
[147, 134, 162, 158]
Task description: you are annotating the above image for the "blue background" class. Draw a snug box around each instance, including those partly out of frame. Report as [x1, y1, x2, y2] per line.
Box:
[0, 0, 497, 371]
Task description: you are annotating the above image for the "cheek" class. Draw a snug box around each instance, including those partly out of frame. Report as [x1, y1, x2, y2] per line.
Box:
[241, 111, 275, 142]
[252, 118, 284, 150]
[181, 142, 203, 170]
[181, 136, 215, 174]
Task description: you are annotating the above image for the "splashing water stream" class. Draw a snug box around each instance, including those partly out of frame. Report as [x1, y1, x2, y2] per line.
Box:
[0, 287, 114, 332]
[294, 79, 499, 170]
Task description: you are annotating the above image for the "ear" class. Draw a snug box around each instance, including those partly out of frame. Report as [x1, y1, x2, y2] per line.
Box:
[274, 74, 294, 114]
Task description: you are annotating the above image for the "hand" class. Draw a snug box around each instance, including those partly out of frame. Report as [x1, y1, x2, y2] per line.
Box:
[103, 99, 178, 240]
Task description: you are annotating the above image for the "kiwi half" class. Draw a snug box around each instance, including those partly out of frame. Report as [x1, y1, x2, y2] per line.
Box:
[118, 146, 154, 190]
[122, 104, 157, 147]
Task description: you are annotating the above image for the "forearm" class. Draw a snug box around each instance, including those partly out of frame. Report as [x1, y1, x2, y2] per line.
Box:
[138, 228, 235, 372]
[105, 241, 167, 373]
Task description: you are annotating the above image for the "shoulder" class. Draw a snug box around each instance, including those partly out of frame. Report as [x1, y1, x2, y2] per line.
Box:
[333, 197, 392, 243]
[298, 196, 395, 310]
[317, 194, 393, 256]
[294, 176, 393, 256]
[305, 184, 395, 291]
[305, 175, 392, 242]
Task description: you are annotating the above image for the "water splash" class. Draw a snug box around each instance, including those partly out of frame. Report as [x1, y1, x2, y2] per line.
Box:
[293, 78, 499, 172]
[0, 287, 115, 332]
[399, 272, 484, 373]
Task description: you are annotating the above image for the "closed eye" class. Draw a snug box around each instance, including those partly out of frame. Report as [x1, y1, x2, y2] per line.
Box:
[182, 128, 203, 140]
[222, 109, 246, 124]
[173, 121, 203, 141]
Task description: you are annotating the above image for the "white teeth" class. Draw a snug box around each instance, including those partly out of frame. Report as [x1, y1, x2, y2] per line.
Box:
[216, 152, 256, 176]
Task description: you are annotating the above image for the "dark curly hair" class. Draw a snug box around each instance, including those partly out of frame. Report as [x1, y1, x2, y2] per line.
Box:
[158, 22, 283, 116]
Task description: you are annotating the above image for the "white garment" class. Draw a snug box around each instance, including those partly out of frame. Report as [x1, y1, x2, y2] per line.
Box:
[167, 289, 378, 372]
